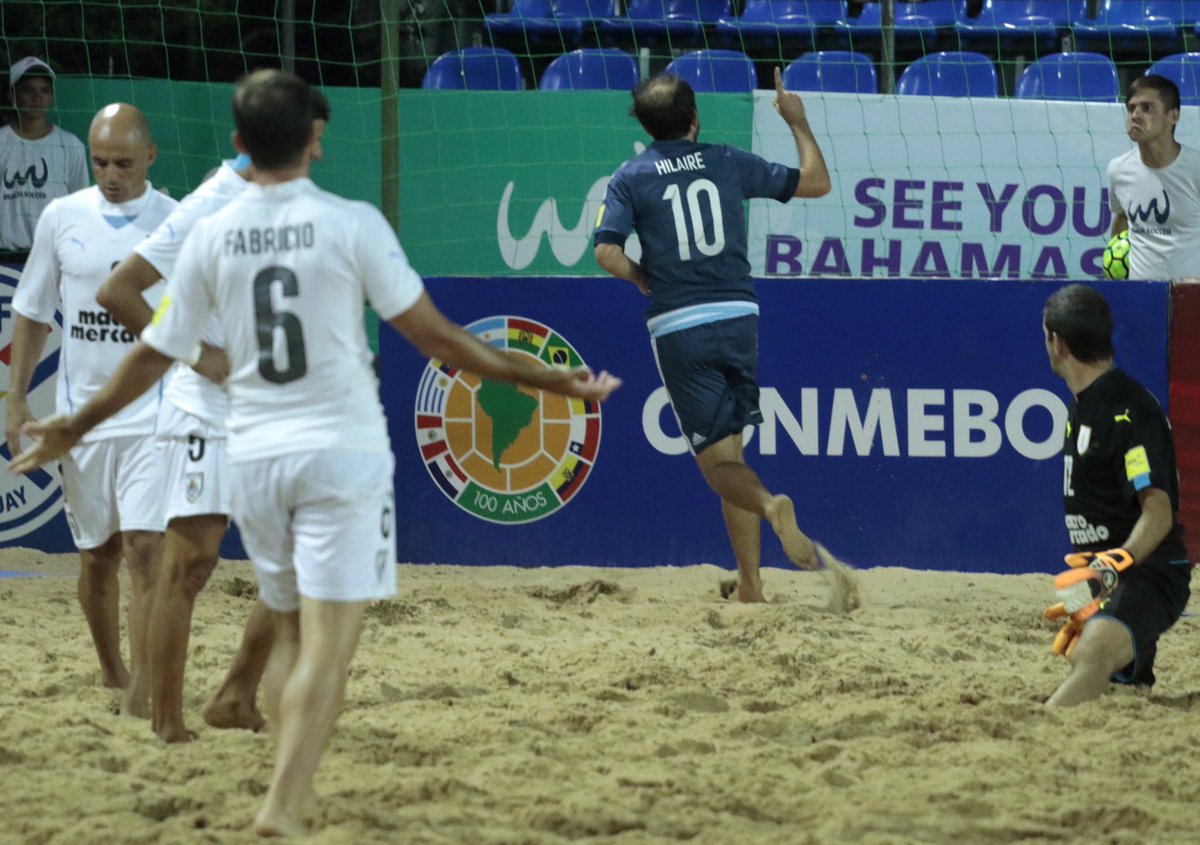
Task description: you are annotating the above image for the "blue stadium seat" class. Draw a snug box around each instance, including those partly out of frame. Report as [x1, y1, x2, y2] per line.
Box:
[715, 1, 847, 46]
[895, 51, 998, 97]
[664, 49, 756, 93]
[421, 48, 523, 90]
[1149, 53, 1200, 107]
[955, 0, 1074, 50]
[485, 0, 583, 46]
[1014, 52, 1119, 101]
[838, 1, 957, 51]
[600, 1, 731, 44]
[539, 48, 639, 90]
[783, 51, 878, 94]
[1070, 1, 1186, 56]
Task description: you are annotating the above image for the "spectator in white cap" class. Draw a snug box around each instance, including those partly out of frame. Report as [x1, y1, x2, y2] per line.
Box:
[1, 56, 88, 256]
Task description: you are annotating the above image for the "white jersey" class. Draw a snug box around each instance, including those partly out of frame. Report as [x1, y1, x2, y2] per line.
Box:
[0, 125, 89, 251]
[135, 160, 250, 429]
[1107, 144, 1200, 280]
[13, 184, 178, 441]
[142, 177, 424, 462]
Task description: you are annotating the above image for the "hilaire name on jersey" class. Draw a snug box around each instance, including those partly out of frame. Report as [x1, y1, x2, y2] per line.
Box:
[224, 222, 315, 255]
[654, 152, 705, 177]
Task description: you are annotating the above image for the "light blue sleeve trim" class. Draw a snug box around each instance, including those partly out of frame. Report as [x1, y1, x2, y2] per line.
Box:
[1131, 473, 1151, 491]
[228, 153, 252, 173]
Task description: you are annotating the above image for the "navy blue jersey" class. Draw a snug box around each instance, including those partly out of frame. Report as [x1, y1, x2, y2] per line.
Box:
[594, 139, 798, 320]
[1062, 368, 1187, 564]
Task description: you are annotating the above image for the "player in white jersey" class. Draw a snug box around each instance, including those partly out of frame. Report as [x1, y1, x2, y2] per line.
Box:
[98, 151, 264, 743]
[9, 70, 621, 838]
[1107, 74, 1200, 281]
[1, 57, 89, 254]
[98, 87, 331, 743]
[5, 103, 176, 718]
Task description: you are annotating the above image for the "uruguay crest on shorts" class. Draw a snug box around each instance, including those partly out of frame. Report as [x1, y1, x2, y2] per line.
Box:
[185, 472, 204, 503]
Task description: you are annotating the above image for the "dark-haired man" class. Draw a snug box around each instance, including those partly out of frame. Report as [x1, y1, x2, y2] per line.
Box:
[0, 56, 88, 255]
[594, 69, 856, 606]
[1042, 284, 1190, 706]
[1108, 74, 1200, 280]
[10, 69, 620, 837]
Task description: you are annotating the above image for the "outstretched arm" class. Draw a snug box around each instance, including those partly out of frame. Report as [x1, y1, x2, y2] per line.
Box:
[9, 344, 175, 474]
[774, 67, 832, 199]
[389, 292, 621, 402]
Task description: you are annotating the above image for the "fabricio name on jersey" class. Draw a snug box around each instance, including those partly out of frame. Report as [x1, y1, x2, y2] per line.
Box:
[224, 222, 315, 256]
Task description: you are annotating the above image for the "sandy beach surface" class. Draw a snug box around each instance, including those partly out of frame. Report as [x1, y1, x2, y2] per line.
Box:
[1, 548, 1197, 845]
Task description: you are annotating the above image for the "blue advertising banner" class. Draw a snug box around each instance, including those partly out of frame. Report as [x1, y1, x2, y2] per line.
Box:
[3, 271, 1170, 575]
[382, 277, 1169, 574]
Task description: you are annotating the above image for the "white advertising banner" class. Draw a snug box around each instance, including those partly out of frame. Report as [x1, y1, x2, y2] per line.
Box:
[749, 91, 1193, 280]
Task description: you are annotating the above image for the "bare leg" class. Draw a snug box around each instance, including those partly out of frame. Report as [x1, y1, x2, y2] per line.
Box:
[696, 434, 819, 577]
[77, 535, 129, 690]
[121, 530, 163, 719]
[1046, 618, 1135, 707]
[203, 597, 273, 733]
[255, 598, 367, 838]
[149, 514, 227, 743]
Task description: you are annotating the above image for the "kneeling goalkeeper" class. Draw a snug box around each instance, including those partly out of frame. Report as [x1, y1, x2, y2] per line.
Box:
[1042, 284, 1190, 706]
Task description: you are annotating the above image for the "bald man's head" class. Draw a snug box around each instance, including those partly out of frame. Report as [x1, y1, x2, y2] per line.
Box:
[87, 103, 157, 204]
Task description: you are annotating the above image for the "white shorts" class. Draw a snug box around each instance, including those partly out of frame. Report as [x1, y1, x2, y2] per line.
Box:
[231, 449, 397, 613]
[60, 435, 166, 550]
[157, 402, 231, 522]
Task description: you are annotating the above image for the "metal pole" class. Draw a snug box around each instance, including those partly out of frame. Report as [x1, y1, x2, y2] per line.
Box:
[381, 0, 401, 232]
[880, 0, 896, 95]
[282, 0, 296, 73]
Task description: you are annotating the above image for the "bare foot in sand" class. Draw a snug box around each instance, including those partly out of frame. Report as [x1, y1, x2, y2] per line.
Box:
[154, 721, 197, 744]
[254, 807, 309, 838]
[718, 578, 767, 603]
[203, 695, 266, 733]
[764, 495, 818, 570]
[120, 671, 151, 719]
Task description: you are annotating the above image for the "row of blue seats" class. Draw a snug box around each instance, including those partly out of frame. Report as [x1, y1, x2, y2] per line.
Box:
[486, 1, 1200, 52]
[422, 46, 1200, 103]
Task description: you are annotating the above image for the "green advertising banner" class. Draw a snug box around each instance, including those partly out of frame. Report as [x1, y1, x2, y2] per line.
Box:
[55, 78, 382, 207]
[49, 82, 749, 278]
[396, 91, 753, 276]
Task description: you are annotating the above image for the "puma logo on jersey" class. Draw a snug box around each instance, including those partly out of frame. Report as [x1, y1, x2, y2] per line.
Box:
[1114, 409, 1131, 424]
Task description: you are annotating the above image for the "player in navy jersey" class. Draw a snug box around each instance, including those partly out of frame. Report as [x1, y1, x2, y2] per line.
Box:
[594, 69, 852, 605]
[1043, 284, 1190, 706]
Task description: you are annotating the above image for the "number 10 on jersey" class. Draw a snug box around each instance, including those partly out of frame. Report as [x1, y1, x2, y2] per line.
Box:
[663, 178, 725, 261]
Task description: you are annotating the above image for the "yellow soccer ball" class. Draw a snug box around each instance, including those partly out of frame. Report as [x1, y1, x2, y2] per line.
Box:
[1102, 231, 1130, 280]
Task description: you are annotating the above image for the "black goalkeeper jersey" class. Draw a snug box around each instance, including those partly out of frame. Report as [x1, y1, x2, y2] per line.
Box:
[1061, 368, 1187, 563]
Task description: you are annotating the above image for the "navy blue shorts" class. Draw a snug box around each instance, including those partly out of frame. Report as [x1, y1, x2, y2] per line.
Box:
[1097, 560, 1190, 687]
[651, 316, 762, 455]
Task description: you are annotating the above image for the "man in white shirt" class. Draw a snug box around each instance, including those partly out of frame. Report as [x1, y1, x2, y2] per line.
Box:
[0, 57, 89, 255]
[96, 86, 331, 745]
[1107, 74, 1200, 280]
[10, 69, 621, 838]
[5, 103, 176, 718]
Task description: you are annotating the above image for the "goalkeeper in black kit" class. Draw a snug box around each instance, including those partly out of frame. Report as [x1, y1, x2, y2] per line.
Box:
[1042, 284, 1190, 706]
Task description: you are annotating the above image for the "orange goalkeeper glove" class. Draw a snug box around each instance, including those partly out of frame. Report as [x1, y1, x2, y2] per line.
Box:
[1044, 601, 1084, 658]
[1045, 548, 1134, 658]
[1054, 548, 1133, 620]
